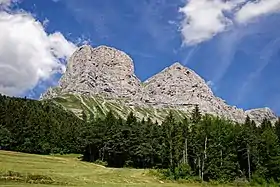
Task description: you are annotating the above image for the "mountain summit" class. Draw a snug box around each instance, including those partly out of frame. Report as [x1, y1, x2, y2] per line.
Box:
[42, 45, 277, 124]
[44, 45, 141, 99]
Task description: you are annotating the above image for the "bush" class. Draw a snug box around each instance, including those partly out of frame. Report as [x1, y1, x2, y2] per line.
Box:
[158, 163, 193, 181]
[124, 160, 133, 168]
[147, 169, 165, 179]
[251, 173, 267, 186]
[161, 169, 175, 180]
[251, 175, 280, 187]
[94, 159, 108, 167]
[173, 163, 193, 180]
[50, 147, 62, 154]
[232, 177, 249, 187]
[209, 179, 220, 186]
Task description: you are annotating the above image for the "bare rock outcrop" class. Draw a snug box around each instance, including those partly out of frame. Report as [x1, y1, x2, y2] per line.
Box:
[245, 107, 278, 124]
[141, 62, 245, 122]
[43, 45, 141, 99]
[42, 45, 278, 124]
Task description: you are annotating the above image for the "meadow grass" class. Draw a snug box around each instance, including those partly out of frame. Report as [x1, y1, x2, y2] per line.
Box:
[0, 150, 233, 187]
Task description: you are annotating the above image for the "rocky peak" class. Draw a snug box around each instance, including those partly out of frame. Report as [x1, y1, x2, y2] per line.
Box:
[168, 62, 185, 69]
[143, 62, 214, 105]
[42, 45, 278, 124]
[245, 107, 277, 124]
[44, 45, 141, 99]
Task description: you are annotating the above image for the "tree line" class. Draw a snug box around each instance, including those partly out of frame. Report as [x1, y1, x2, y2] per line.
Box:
[82, 106, 280, 184]
[1, 94, 280, 184]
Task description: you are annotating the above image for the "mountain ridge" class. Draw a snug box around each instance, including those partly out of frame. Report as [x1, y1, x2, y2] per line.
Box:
[42, 45, 278, 124]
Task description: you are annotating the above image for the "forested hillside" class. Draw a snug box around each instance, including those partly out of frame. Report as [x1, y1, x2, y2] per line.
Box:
[82, 107, 280, 184]
[0, 94, 85, 154]
[1, 94, 280, 185]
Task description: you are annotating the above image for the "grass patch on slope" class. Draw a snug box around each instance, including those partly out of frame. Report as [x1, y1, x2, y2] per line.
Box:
[50, 94, 192, 123]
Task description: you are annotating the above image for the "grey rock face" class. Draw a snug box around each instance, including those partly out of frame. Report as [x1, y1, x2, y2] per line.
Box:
[245, 107, 278, 124]
[141, 62, 246, 123]
[42, 45, 278, 124]
[44, 45, 141, 99]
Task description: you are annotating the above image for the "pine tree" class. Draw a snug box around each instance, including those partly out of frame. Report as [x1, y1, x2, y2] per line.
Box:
[182, 118, 190, 165]
[0, 125, 11, 150]
[205, 117, 237, 181]
[162, 112, 176, 169]
[235, 118, 259, 181]
[200, 115, 211, 181]
[260, 118, 272, 133]
[274, 117, 280, 140]
[126, 111, 137, 126]
[258, 128, 280, 181]
[191, 105, 201, 124]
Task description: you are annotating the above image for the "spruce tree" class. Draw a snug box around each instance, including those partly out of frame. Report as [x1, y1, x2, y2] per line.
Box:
[162, 112, 176, 169]
[191, 104, 201, 124]
[258, 128, 280, 181]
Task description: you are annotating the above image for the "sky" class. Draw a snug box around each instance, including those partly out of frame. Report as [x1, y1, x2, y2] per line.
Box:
[1, 0, 280, 114]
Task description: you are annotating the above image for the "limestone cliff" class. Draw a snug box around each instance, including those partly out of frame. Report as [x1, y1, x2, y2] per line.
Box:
[42, 45, 278, 124]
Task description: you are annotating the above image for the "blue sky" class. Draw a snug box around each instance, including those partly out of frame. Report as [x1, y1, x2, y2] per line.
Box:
[1, 0, 280, 114]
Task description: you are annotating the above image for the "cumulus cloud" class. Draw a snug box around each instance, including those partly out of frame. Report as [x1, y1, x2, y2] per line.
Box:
[179, 0, 236, 45]
[180, 0, 280, 45]
[236, 0, 280, 23]
[0, 2, 77, 96]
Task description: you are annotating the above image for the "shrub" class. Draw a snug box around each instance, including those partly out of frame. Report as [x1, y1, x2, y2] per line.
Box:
[173, 163, 193, 180]
[124, 160, 133, 168]
[251, 172, 267, 186]
[94, 159, 108, 167]
[232, 177, 249, 187]
[157, 163, 193, 181]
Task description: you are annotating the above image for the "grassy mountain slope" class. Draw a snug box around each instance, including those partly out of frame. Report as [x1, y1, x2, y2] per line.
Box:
[50, 93, 189, 122]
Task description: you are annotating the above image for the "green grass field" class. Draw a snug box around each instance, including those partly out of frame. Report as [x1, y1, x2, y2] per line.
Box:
[0, 150, 232, 187]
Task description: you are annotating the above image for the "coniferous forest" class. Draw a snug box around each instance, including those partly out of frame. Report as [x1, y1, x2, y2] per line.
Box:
[1, 94, 280, 185]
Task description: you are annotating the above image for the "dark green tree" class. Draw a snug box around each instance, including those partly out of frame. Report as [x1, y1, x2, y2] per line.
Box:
[191, 105, 201, 124]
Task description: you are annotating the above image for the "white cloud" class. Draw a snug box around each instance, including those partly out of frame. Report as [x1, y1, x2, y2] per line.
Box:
[206, 80, 214, 87]
[42, 18, 49, 27]
[206, 80, 217, 91]
[179, 0, 238, 45]
[180, 0, 280, 45]
[0, 0, 11, 4]
[0, 0, 17, 8]
[49, 32, 76, 60]
[0, 4, 77, 96]
[236, 0, 280, 23]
